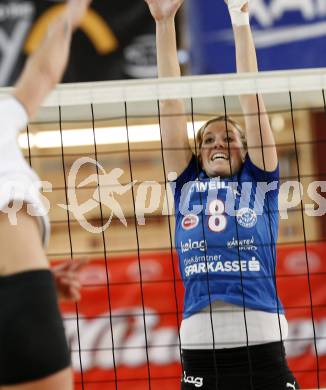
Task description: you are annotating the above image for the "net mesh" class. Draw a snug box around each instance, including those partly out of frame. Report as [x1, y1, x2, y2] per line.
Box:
[6, 68, 326, 390]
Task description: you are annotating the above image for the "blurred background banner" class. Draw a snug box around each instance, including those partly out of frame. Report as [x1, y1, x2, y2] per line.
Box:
[0, 0, 155, 87]
[60, 244, 326, 390]
[0, 1, 35, 87]
[187, 0, 326, 74]
[1, 0, 326, 85]
[60, 253, 184, 390]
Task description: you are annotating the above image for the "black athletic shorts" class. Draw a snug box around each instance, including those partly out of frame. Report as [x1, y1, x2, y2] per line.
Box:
[181, 342, 299, 390]
[0, 270, 71, 385]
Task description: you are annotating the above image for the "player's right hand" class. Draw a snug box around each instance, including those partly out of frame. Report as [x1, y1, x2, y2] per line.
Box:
[66, 0, 93, 30]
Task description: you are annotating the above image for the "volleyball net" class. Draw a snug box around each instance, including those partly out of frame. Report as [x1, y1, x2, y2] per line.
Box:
[5, 68, 326, 390]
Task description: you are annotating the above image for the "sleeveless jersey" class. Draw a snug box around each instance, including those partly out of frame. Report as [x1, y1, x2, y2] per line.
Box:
[0, 97, 50, 246]
[173, 154, 284, 319]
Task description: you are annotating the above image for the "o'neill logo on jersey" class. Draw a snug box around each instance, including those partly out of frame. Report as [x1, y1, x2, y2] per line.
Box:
[236, 207, 257, 228]
[182, 214, 199, 230]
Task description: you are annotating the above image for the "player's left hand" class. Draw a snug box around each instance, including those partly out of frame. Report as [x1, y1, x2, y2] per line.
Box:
[224, 0, 249, 13]
[52, 259, 88, 302]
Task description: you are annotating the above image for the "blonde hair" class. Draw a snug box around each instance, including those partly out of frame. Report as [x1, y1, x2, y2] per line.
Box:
[195, 116, 247, 164]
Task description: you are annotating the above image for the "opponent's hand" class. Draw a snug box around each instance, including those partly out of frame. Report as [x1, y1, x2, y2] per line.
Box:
[145, 0, 184, 22]
[52, 259, 88, 302]
[65, 0, 93, 30]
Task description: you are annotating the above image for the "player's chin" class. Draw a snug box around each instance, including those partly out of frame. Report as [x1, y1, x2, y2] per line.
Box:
[210, 160, 230, 174]
[207, 166, 227, 178]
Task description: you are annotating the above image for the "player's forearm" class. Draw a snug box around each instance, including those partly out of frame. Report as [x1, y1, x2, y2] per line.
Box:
[156, 18, 181, 78]
[232, 25, 258, 74]
[232, 24, 265, 113]
[14, 17, 72, 118]
[13, 61, 56, 119]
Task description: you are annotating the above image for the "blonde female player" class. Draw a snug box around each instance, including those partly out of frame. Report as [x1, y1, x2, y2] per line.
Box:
[0, 1, 91, 389]
[145, 0, 299, 389]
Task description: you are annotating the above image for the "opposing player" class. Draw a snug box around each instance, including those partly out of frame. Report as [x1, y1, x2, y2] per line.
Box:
[0, 1, 91, 389]
[145, 0, 299, 388]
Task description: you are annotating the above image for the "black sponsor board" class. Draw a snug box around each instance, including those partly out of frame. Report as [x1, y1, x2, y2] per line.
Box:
[0, 0, 156, 86]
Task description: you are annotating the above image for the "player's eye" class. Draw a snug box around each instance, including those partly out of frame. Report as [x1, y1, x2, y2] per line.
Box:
[203, 136, 214, 145]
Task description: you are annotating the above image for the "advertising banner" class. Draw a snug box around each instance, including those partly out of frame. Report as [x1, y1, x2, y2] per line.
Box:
[60, 243, 326, 389]
[61, 252, 184, 390]
[0, 0, 155, 87]
[187, 0, 326, 74]
[0, 0, 35, 86]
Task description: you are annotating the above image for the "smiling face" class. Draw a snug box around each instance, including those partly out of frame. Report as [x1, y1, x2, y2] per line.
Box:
[198, 119, 246, 178]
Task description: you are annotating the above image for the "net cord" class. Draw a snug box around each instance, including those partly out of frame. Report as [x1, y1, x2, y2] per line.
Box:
[19, 76, 326, 387]
[124, 101, 152, 389]
[24, 139, 326, 161]
[26, 125, 32, 166]
[59, 105, 85, 388]
[90, 103, 118, 389]
[20, 68, 326, 109]
[27, 168, 326, 192]
[45, 239, 326, 260]
[289, 91, 320, 387]
[157, 100, 184, 374]
[253, 93, 285, 362]
[190, 97, 220, 389]
[222, 96, 254, 388]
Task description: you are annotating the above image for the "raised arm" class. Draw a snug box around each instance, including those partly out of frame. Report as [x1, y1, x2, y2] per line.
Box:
[145, 0, 192, 176]
[13, 0, 92, 119]
[0, 0, 91, 279]
[227, 0, 277, 171]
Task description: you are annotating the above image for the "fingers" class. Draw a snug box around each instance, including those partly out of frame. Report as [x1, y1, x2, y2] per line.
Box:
[54, 258, 90, 302]
[57, 274, 82, 301]
[66, 0, 92, 29]
[70, 257, 89, 271]
[59, 276, 81, 291]
[53, 258, 89, 273]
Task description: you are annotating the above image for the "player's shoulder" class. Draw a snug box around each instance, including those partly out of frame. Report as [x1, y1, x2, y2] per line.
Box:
[240, 153, 279, 183]
[173, 154, 201, 187]
[0, 96, 28, 130]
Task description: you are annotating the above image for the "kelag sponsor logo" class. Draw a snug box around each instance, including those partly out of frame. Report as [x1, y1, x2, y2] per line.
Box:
[181, 239, 207, 254]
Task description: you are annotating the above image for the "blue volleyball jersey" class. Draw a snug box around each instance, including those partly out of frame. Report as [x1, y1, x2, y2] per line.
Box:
[173, 154, 284, 319]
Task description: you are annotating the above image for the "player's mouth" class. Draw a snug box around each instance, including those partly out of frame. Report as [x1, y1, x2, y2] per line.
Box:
[211, 152, 229, 162]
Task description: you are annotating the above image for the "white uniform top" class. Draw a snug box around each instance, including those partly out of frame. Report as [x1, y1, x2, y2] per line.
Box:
[0, 97, 50, 246]
[180, 300, 288, 349]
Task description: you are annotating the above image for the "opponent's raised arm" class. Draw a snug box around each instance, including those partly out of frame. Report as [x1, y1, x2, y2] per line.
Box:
[13, 0, 92, 119]
[226, 0, 277, 171]
[145, 0, 192, 176]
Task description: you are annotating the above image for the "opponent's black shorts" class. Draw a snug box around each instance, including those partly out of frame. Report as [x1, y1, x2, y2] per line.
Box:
[181, 342, 299, 390]
[0, 270, 71, 385]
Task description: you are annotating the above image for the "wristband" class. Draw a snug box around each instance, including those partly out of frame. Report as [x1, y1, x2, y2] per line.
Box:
[227, 0, 250, 26]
